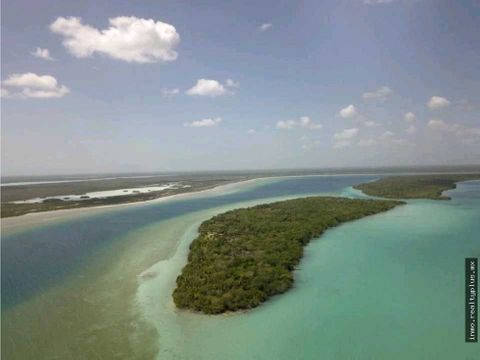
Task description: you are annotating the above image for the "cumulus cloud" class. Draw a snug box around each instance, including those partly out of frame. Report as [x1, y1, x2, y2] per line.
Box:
[186, 79, 229, 97]
[247, 129, 256, 134]
[427, 96, 450, 110]
[50, 16, 180, 63]
[338, 104, 357, 118]
[404, 112, 416, 123]
[258, 23, 272, 32]
[276, 116, 323, 130]
[333, 127, 359, 148]
[2, 72, 69, 99]
[405, 125, 416, 135]
[334, 128, 359, 140]
[427, 119, 449, 131]
[362, 86, 393, 101]
[184, 117, 222, 128]
[32, 47, 55, 61]
[364, 120, 377, 127]
[161, 88, 180, 96]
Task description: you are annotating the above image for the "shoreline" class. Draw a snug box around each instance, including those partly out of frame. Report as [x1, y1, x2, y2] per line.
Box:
[0, 177, 272, 235]
[2, 171, 478, 235]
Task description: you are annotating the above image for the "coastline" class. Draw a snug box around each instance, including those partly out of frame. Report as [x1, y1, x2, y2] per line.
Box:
[3, 171, 478, 235]
[0, 177, 272, 235]
[3, 172, 480, 360]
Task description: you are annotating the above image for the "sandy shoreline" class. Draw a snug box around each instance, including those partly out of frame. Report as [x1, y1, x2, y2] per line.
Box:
[0, 177, 271, 235]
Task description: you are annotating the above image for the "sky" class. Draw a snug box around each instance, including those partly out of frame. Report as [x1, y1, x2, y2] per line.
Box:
[1, 0, 479, 176]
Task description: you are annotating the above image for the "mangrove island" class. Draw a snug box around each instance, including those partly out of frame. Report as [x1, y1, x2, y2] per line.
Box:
[173, 196, 403, 314]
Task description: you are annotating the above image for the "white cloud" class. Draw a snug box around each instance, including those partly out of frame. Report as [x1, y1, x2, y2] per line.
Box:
[334, 128, 359, 141]
[50, 16, 180, 63]
[21, 87, 69, 98]
[338, 104, 357, 118]
[247, 129, 256, 134]
[258, 23, 272, 32]
[405, 125, 416, 135]
[3, 73, 58, 88]
[276, 120, 296, 129]
[364, 120, 377, 127]
[427, 119, 449, 131]
[362, 86, 393, 101]
[226, 79, 239, 88]
[404, 112, 416, 123]
[333, 127, 359, 148]
[32, 47, 55, 61]
[161, 88, 180, 96]
[427, 96, 451, 110]
[186, 79, 228, 97]
[184, 117, 222, 128]
[2, 72, 69, 99]
[276, 116, 322, 130]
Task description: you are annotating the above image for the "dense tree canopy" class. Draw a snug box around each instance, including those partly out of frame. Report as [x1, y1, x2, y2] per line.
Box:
[354, 174, 480, 200]
[173, 196, 402, 314]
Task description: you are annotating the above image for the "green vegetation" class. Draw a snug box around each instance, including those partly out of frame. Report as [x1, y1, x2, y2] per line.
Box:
[173, 196, 402, 314]
[0, 179, 235, 218]
[3, 168, 479, 218]
[353, 174, 480, 200]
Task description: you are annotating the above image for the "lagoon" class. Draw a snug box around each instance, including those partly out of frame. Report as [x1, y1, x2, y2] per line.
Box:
[1, 175, 479, 359]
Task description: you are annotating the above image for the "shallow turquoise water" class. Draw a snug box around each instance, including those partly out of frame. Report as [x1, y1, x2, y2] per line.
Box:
[2, 176, 479, 359]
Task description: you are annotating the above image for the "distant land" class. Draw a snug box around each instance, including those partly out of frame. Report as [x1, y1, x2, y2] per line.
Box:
[0, 175, 247, 218]
[1, 165, 479, 218]
[353, 174, 480, 200]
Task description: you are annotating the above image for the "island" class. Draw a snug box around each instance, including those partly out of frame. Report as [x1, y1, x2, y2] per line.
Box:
[353, 174, 480, 200]
[173, 196, 403, 314]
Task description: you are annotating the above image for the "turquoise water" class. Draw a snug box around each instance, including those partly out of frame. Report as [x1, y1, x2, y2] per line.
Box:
[1, 175, 369, 308]
[2, 176, 479, 359]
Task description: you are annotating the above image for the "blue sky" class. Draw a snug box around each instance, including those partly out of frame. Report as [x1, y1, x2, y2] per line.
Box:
[2, 0, 479, 175]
